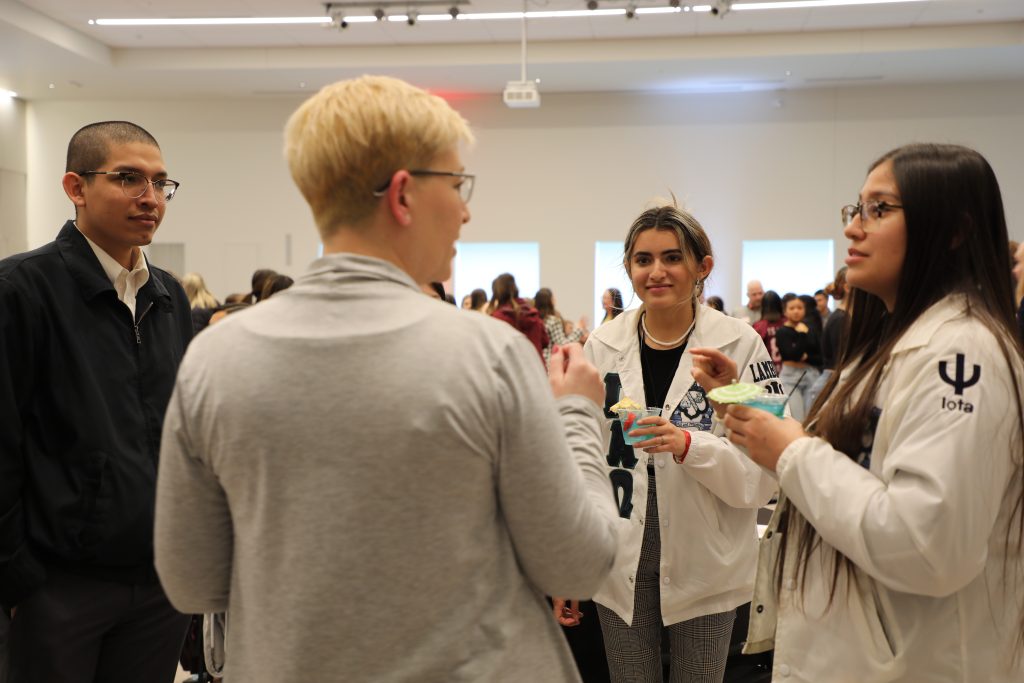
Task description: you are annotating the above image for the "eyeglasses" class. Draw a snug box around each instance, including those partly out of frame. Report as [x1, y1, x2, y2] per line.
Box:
[840, 199, 903, 228]
[373, 169, 475, 204]
[78, 171, 180, 202]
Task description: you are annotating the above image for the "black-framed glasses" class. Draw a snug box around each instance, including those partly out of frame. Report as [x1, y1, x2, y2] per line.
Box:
[373, 169, 475, 204]
[841, 199, 903, 228]
[78, 171, 180, 202]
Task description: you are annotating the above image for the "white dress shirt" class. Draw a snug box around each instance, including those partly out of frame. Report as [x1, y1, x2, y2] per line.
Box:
[75, 223, 150, 318]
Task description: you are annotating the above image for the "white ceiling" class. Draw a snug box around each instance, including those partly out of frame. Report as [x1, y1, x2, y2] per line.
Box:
[2, 0, 1023, 100]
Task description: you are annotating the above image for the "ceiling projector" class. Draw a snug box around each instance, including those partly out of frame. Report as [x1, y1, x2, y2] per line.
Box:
[503, 80, 540, 108]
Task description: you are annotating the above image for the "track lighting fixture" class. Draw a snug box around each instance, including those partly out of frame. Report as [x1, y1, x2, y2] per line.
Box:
[107, 0, 921, 29]
[406, 10, 418, 24]
[710, 0, 733, 17]
[625, 3, 637, 19]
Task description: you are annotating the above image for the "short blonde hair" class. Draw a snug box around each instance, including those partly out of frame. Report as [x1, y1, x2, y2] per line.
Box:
[284, 75, 474, 238]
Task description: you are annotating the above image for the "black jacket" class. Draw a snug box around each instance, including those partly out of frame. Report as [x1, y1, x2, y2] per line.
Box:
[775, 323, 822, 368]
[0, 221, 193, 608]
[819, 308, 849, 371]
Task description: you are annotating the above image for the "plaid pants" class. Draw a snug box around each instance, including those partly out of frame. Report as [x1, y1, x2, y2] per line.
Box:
[597, 466, 735, 683]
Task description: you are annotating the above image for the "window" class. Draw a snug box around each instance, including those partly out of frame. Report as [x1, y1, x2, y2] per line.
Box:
[453, 242, 540, 307]
[594, 241, 640, 326]
[741, 240, 835, 301]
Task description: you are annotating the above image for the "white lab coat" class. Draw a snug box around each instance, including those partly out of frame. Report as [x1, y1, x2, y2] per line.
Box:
[746, 295, 1024, 682]
[584, 305, 778, 626]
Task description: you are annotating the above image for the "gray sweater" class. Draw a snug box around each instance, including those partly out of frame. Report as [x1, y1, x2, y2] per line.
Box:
[154, 254, 618, 682]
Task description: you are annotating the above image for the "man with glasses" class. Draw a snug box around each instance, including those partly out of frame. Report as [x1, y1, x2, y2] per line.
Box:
[0, 121, 192, 683]
[153, 76, 618, 682]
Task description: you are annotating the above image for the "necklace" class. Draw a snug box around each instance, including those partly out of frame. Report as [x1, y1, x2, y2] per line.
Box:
[641, 312, 691, 347]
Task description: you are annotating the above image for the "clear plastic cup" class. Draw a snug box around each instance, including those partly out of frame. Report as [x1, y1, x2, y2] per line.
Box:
[617, 408, 662, 445]
[743, 393, 788, 418]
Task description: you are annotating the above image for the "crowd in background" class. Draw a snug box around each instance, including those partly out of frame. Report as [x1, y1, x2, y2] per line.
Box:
[6, 78, 1024, 683]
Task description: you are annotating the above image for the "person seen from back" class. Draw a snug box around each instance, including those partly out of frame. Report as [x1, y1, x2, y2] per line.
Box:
[152, 75, 618, 683]
[182, 271, 220, 334]
[806, 267, 849, 410]
[489, 272, 549, 361]
[752, 290, 784, 376]
[535, 287, 588, 366]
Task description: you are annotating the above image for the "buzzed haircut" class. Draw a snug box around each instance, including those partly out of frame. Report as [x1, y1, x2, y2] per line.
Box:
[66, 121, 160, 173]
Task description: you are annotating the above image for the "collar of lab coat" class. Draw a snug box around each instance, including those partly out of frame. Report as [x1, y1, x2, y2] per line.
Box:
[890, 295, 969, 355]
[590, 303, 743, 356]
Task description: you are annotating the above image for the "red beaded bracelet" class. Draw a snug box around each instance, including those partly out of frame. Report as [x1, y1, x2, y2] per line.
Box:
[673, 430, 692, 465]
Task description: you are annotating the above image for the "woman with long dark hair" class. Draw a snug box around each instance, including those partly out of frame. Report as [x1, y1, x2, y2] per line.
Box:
[461, 287, 487, 311]
[535, 288, 587, 366]
[752, 290, 784, 376]
[489, 273, 548, 361]
[720, 144, 1024, 682]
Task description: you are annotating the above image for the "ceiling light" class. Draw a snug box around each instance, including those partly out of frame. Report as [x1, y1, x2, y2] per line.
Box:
[93, 16, 333, 26]
[1, 90, 18, 99]
[733, 0, 928, 7]
[407, 10, 419, 25]
[625, 3, 637, 19]
[89, 1, 933, 27]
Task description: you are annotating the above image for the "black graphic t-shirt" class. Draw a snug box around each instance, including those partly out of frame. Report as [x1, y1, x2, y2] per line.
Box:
[857, 407, 883, 470]
[641, 342, 685, 411]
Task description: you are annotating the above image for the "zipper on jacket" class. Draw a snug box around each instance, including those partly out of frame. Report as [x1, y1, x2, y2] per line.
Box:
[134, 301, 154, 345]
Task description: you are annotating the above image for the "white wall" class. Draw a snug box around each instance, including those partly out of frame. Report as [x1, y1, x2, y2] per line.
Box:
[23, 80, 1024, 320]
[0, 95, 26, 257]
